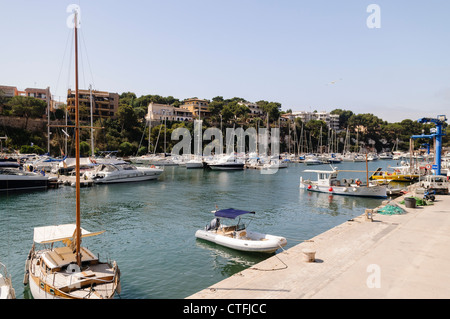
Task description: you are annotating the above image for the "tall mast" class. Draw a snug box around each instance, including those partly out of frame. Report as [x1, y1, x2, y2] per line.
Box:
[74, 11, 81, 267]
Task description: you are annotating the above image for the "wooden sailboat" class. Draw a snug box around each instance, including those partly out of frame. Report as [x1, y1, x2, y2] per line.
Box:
[23, 11, 121, 299]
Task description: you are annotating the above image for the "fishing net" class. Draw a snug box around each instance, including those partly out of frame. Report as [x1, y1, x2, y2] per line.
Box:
[377, 204, 405, 215]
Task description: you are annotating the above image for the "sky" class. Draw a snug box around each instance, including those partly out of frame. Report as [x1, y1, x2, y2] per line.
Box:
[1, 0, 450, 123]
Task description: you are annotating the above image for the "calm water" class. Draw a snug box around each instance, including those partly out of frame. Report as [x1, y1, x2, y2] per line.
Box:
[0, 160, 400, 299]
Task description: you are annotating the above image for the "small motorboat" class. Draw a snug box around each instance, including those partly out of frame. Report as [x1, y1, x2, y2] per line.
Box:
[195, 208, 287, 253]
[207, 155, 244, 170]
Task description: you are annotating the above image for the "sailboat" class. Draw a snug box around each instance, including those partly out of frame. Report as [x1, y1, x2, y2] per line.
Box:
[23, 11, 121, 299]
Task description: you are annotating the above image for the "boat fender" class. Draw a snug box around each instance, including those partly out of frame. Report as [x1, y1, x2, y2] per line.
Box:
[343, 187, 348, 192]
[151, 165, 155, 168]
[353, 187, 357, 192]
[329, 187, 333, 192]
[307, 185, 312, 189]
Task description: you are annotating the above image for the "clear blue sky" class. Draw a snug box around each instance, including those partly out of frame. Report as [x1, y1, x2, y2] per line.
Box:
[1, 0, 449, 123]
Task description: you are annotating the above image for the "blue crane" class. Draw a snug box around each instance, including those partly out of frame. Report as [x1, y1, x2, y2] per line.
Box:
[411, 115, 447, 175]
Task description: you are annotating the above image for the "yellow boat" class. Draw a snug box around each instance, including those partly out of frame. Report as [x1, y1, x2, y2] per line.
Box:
[370, 167, 419, 182]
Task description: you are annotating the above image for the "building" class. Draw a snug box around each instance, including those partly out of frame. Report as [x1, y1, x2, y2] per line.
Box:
[24, 87, 51, 106]
[0, 85, 18, 98]
[237, 101, 265, 117]
[66, 89, 119, 120]
[146, 102, 193, 122]
[289, 110, 341, 131]
[1, 85, 52, 114]
[180, 98, 210, 119]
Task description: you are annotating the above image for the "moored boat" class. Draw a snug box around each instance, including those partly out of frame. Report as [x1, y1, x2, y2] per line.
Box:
[208, 155, 244, 170]
[369, 166, 419, 182]
[0, 160, 53, 192]
[23, 10, 121, 299]
[25, 224, 120, 299]
[299, 168, 387, 198]
[83, 163, 163, 184]
[195, 208, 287, 253]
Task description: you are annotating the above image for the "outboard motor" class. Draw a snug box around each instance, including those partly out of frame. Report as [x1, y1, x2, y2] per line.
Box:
[206, 218, 220, 231]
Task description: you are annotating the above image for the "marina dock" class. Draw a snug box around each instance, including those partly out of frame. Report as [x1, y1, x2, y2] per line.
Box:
[188, 186, 450, 299]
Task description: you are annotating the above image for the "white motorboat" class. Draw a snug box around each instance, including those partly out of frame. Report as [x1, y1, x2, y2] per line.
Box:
[379, 152, 393, 159]
[185, 155, 204, 169]
[304, 155, 322, 165]
[84, 163, 163, 184]
[208, 155, 244, 170]
[195, 208, 287, 253]
[185, 160, 203, 169]
[300, 168, 387, 198]
[0, 262, 15, 299]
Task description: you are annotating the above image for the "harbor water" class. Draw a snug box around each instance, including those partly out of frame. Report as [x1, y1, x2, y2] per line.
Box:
[0, 160, 401, 299]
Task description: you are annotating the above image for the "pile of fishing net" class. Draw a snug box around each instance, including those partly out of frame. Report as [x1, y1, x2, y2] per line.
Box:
[377, 204, 405, 215]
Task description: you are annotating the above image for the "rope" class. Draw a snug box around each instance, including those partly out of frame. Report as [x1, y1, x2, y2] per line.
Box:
[250, 252, 288, 272]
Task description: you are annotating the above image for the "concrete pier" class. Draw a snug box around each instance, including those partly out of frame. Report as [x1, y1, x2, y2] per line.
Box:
[188, 190, 450, 299]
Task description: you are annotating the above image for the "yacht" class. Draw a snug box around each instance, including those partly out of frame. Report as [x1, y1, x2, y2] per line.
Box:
[0, 160, 53, 192]
[304, 154, 322, 165]
[379, 152, 393, 159]
[84, 163, 163, 184]
[208, 155, 244, 170]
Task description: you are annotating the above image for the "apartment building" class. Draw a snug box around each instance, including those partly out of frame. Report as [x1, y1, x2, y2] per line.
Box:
[0, 85, 18, 98]
[146, 102, 193, 122]
[290, 110, 340, 131]
[237, 101, 265, 117]
[66, 89, 119, 120]
[24, 87, 51, 105]
[180, 98, 210, 119]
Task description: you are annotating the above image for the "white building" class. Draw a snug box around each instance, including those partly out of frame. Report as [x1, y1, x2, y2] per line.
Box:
[146, 102, 193, 122]
[237, 101, 265, 117]
[290, 110, 340, 131]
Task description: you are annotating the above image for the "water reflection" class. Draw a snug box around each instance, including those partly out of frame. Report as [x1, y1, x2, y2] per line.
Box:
[195, 239, 268, 277]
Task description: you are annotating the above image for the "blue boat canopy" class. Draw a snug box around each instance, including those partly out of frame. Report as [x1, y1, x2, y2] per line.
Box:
[214, 208, 255, 219]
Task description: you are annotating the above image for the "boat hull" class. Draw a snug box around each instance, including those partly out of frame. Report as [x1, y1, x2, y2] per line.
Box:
[208, 164, 244, 170]
[185, 162, 203, 169]
[300, 180, 387, 198]
[195, 229, 287, 253]
[0, 175, 49, 192]
[90, 167, 163, 184]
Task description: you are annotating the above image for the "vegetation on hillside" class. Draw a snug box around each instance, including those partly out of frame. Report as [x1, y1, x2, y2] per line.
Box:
[0, 91, 448, 157]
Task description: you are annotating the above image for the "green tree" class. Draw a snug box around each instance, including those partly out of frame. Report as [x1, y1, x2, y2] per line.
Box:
[256, 100, 281, 122]
[118, 141, 135, 156]
[117, 104, 138, 131]
[8, 96, 47, 129]
[331, 109, 354, 129]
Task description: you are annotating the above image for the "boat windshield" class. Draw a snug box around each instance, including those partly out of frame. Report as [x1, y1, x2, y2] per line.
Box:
[235, 222, 246, 231]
